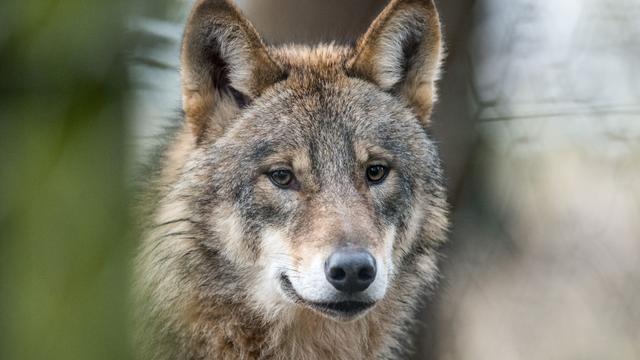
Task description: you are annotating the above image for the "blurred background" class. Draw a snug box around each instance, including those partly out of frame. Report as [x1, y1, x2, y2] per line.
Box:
[1, 0, 638, 359]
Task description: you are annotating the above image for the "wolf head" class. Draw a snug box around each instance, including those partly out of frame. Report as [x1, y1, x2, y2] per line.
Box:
[151, 0, 447, 323]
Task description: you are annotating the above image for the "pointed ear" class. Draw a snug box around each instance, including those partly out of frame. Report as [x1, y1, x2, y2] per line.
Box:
[347, 0, 443, 123]
[181, 0, 286, 138]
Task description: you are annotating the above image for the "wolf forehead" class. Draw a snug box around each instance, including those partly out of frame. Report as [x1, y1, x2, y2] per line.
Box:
[215, 45, 430, 157]
[214, 97, 432, 194]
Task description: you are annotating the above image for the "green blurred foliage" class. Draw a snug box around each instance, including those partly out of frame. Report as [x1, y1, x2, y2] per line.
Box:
[0, 0, 170, 359]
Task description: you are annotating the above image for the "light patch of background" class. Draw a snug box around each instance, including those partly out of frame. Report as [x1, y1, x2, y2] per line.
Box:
[426, 0, 640, 359]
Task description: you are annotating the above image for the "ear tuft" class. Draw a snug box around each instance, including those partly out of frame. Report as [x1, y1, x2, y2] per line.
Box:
[347, 0, 444, 123]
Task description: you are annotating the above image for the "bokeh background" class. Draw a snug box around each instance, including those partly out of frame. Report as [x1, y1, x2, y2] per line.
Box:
[1, 0, 638, 359]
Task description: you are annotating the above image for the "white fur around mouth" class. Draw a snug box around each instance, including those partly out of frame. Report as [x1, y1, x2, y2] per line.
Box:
[279, 274, 376, 320]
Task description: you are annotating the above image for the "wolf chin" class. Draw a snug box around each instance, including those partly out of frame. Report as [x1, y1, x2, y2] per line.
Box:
[135, 0, 449, 358]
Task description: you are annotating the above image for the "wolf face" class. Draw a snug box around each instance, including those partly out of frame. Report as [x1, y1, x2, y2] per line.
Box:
[192, 70, 444, 320]
[138, 0, 448, 357]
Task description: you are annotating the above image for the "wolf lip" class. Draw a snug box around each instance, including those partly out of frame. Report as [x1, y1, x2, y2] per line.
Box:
[279, 274, 375, 319]
[310, 300, 375, 316]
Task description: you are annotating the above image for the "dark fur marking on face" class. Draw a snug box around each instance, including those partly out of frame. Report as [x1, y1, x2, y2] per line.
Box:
[229, 86, 251, 108]
[196, 241, 248, 292]
[377, 174, 413, 225]
[397, 232, 430, 271]
[248, 141, 276, 165]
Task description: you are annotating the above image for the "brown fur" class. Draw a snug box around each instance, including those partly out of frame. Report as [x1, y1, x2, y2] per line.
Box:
[135, 1, 448, 359]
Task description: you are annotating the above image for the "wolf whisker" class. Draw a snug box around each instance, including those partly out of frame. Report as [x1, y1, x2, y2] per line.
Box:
[157, 231, 194, 239]
[152, 218, 198, 228]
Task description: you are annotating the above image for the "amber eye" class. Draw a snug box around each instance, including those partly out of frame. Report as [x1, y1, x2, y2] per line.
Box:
[366, 165, 389, 184]
[269, 169, 294, 188]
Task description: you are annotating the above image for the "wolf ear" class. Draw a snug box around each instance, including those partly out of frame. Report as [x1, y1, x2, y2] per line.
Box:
[347, 0, 443, 123]
[181, 0, 286, 138]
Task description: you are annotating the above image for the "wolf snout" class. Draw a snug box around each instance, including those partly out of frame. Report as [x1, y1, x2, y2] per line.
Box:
[324, 249, 377, 293]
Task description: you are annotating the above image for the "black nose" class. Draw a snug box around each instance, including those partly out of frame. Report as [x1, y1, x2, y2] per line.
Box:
[324, 249, 377, 293]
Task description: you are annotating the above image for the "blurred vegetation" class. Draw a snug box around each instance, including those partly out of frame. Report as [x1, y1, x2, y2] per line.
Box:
[0, 0, 170, 359]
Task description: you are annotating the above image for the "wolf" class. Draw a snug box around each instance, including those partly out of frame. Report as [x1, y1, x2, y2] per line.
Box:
[135, 0, 448, 358]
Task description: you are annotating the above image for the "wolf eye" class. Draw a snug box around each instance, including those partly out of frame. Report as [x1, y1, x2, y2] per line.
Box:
[269, 169, 295, 188]
[366, 165, 388, 184]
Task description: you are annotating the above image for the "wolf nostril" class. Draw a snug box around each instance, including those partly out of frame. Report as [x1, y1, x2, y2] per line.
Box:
[329, 267, 346, 281]
[324, 249, 377, 293]
[358, 267, 374, 281]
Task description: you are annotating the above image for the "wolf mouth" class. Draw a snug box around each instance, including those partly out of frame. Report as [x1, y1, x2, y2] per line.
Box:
[279, 274, 376, 320]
